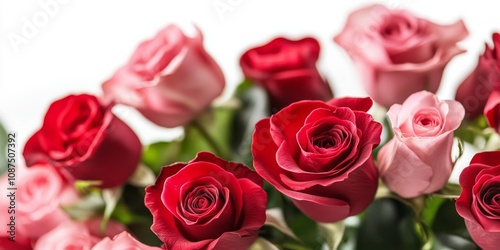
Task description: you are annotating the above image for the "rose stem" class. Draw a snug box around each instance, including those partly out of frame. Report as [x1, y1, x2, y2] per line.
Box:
[191, 119, 226, 159]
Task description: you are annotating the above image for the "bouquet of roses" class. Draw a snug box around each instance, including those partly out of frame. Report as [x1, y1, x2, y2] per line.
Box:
[2, 4, 500, 250]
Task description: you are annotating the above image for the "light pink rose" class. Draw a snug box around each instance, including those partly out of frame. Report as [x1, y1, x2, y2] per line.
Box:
[34, 218, 126, 250]
[0, 163, 78, 240]
[377, 91, 465, 198]
[91, 232, 161, 250]
[102, 24, 225, 128]
[334, 4, 468, 108]
[34, 221, 98, 250]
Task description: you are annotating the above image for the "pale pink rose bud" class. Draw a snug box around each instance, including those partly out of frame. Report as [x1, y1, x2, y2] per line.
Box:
[378, 91, 465, 198]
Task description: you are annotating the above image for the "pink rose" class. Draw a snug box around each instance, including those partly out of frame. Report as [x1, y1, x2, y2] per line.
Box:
[456, 151, 500, 250]
[102, 24, 225, 128]
[0, 163, 77, 240]
[378, 91, 465, 198]
[252, 97, 382, 222]
[34, 221, 97, 250]
[456, 33, 500, 119]
[334, 4, 468, 108]
[33, 218, 126, 250]
[485, 91, 500, 132]
[91, 232, 160, 250]
[240, 37, 333, 111]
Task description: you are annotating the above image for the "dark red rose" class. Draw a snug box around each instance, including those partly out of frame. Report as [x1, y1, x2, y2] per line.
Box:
[0, 235, 32, 250]
[145, 152, 267, 250]
[240, 37, 333, 111]
[456, 151, 500, 250]
[456, 33, 500, 119]
[23, 94, 142, 188]
[485, 91, 500, 133]
[252, 98, 381, 222]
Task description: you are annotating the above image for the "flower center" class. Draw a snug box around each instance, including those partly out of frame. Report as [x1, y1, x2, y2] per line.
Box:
[310, 124, 347, 151]
[380, 15, 414, 40]
[185, 185, 218, 215]
[410, 108, 443, 136]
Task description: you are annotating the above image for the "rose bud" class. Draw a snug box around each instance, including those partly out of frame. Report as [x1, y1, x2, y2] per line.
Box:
[456, 151, 500, 250]
[92, 232, 160, 250]
[252, 97, 382, 222]
[485, 91, 500, 133]
[334, 4, 468, 109]
[378, 91, 465, 198]
[145, 152, 267, 250]
[102, 24, 225, 128]
[23, 94, 142, 188]
[456, 33, 500, 119]
[240, 37, 333, 112]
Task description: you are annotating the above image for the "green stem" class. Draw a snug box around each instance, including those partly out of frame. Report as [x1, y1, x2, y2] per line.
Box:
[383, 116, 394, 143]
[191, 120, 225, 158]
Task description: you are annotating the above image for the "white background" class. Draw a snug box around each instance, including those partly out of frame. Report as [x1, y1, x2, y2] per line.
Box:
[1, 0, 499, 181]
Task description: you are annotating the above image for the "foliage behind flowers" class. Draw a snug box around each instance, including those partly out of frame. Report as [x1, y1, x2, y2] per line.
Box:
[3, 4, 500, 250]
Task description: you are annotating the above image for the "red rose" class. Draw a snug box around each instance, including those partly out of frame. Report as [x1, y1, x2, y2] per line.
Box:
[145, 152, 267, 250]
[456, 33, 500, 119]
[484, 91, 500, 133]
[456, 151, 500, 250]
[252, 98, 382, 222]
[240, 37, 333, 111]
[0, 236, 32, 250]
[23, 94, 142, 188]
[102, 24, 225, 128]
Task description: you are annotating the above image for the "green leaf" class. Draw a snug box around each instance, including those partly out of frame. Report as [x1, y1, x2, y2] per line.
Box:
[432, 199, 479, 250]
[454, 115, 490, 147]
[100, 187, 123, 235]
[248, 237, 280, 250]
[453, 138, 465, 166]
[117, 184, 163, 246]
[375, 182, 427, 220]
[75, 180, 103, 193]
[142, 141, 182, 174]
[230, 80, 269, 167]
[0, 122, 7, 174]
[484, 131, 500, 150]
[127, 163, 156, 187]
[182, 106, 236, 161]
[234, 79, 255, 96]
[61, 192, 104, 220]
[282, 198, 322, 249]
[432, 183, 462, 199]
[421, 196, 446, 229]
[356, 198, 423, 250]
[265, 208, 300, 241]
[110, 200, 149, 225]
[318, 221, 345, 250]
